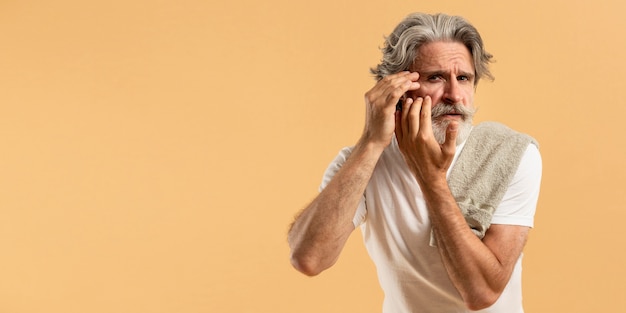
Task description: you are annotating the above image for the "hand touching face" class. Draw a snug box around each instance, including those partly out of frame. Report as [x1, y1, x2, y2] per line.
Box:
[393, 41, 479, 185]
[404, 41, 477, 144]
[361, 71, 421, 149]
[408, 41, 476, 116]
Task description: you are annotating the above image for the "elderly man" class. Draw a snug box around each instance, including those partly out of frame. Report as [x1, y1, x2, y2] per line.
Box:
[288, 12, 542, 312]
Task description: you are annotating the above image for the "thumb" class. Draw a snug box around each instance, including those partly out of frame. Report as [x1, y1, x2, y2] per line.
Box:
[443, 121, 458, 155]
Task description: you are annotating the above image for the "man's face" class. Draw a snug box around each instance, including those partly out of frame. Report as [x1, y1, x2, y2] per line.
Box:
[409, 40, 475, 110]
[408, 41, 477, 143]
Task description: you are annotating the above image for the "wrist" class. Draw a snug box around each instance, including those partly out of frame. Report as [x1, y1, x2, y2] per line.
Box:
[415, 173, 449, 193]
[355, 136, 388, 157]
[420, 177, 453, 203]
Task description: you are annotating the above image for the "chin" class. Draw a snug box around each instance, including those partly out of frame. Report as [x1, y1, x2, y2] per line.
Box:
[432, 119, 473, 145]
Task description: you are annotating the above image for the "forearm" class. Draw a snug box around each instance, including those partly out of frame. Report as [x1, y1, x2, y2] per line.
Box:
[422, 180, 512, 310]
[288, 140, 384, 276]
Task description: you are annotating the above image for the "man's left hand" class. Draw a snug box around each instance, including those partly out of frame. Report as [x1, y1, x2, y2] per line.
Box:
[395, 95, 458, 188]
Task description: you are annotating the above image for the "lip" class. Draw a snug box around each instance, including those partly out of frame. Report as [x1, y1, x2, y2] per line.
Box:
[442, 113, 462, 119]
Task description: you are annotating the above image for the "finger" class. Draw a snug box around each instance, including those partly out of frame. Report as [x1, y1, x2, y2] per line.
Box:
[381, 71, 412, 90]
[400, 97, 411, 138]
[364, 72, 410, 105]
[384, 85, 408, 109]
[443, 121, 458, 155]
[399, 97, 413, 139]
[382, 73, 420, 106]
[395, 109, 402, 141]
[407, 97, 422, 138]
[419, 96, 433, 137]
[407, 71, 420, 89]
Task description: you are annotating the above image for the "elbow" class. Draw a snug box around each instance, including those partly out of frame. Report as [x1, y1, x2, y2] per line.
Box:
[290, 251, 325, 277]
[465, 300, 496, 311]
[463, 291, 501, 311]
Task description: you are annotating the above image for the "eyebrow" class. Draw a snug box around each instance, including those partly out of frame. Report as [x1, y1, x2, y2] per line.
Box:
[421, 70, 475, 80]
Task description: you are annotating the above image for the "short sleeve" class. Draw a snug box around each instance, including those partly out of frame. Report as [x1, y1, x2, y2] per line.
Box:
[319, 147, 367, 227]
[490, 143, 543, 227]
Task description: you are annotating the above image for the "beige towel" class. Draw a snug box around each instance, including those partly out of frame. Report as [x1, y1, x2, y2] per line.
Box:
[430, 122, 538, 246]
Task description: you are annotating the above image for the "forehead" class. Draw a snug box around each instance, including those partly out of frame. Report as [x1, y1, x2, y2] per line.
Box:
[411, 41, 474, 73]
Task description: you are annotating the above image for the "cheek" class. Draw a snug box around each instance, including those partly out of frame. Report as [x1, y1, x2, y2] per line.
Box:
[410, 85, 439, 100]
[463, 88, 475, 104]
[419, 90, 444, 103]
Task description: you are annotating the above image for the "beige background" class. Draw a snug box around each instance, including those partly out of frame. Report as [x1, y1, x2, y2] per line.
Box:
[1, 0, 624, 312]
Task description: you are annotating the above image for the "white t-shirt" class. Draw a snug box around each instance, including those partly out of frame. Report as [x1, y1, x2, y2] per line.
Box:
[320, 135, 542, 313]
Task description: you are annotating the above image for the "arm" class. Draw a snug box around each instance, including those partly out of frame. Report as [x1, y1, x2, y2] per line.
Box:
[395, 96, 538, 310]
[288, 72, 421, 276]
[288, 141, 383, 276]
[423, 182, 530, 310]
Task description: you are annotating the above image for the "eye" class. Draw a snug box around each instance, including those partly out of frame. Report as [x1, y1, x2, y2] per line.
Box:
[428, 74, 443, 81]
[457, 75, 474, 83]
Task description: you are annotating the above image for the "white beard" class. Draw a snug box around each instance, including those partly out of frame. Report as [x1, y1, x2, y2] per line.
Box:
[432, 118, 473, 146]
[430, 103, 476, 145]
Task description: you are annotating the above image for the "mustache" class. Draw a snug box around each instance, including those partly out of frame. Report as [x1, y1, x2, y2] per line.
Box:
[431, 103, 476, 120]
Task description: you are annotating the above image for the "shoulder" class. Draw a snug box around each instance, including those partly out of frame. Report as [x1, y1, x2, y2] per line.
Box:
[472, 121, 539, 148]
[515, 143, 542, 184]
[319, 146, 354, 191]
[491, 143, 542, 226]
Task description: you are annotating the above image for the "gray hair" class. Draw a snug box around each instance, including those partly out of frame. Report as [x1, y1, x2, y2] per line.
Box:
[370, 13, 494, 85]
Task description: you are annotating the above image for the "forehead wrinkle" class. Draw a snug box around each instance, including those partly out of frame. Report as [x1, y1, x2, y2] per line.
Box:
[410, 41, 475, 75]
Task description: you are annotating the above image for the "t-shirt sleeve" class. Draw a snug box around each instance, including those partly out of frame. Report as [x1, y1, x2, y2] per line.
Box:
[319, 147, 367, 228]
[490, 143, 542, 227]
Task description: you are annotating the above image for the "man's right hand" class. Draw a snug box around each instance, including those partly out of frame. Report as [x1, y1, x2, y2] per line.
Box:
[360, 71, 420, 149]
[288, 71, 420, 277]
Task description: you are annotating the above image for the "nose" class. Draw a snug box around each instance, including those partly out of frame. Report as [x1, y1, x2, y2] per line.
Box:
[443, 79, 462, 105]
